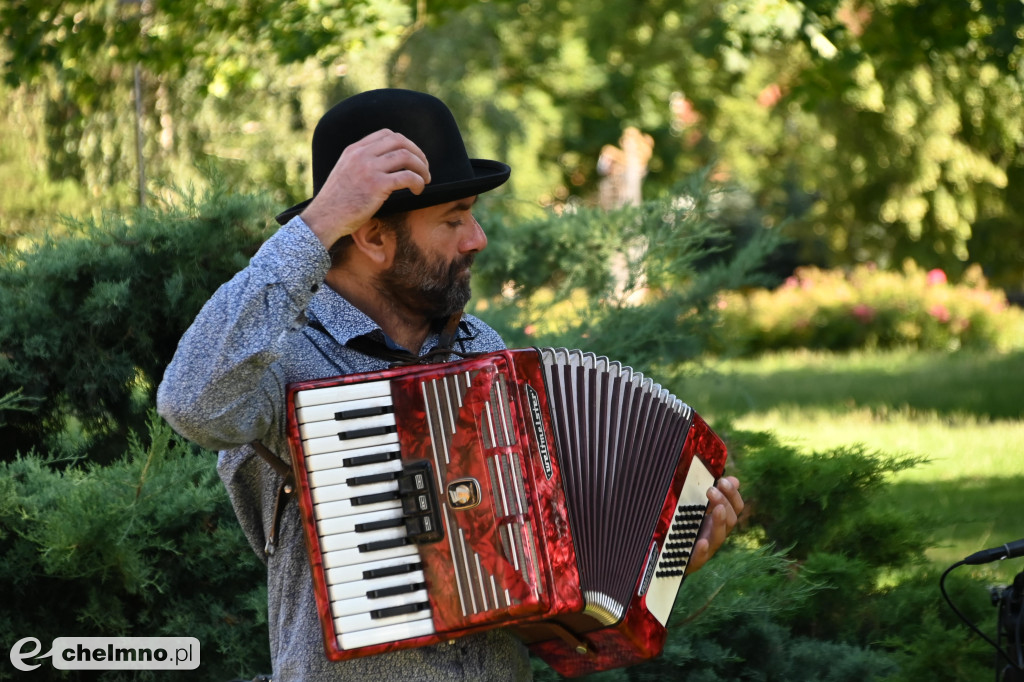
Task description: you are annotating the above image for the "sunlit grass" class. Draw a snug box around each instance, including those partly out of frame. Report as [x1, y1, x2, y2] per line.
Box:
[680, 349, 1024, 584]
[730, 407, 1024, 480]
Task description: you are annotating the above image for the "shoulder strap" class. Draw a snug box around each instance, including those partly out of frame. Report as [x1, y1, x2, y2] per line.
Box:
[437, 311, 463, 351]
[345, 311, 473, 367]
[250, 313, 469, 554]
[250, 441, 294, 557]
[251, 440, 292, 479]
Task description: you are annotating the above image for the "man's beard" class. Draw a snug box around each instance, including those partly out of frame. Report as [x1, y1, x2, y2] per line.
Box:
[376, 228, 475, 321]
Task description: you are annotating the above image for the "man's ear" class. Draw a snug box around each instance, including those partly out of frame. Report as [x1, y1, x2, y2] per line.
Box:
[349, 218, 396, 268]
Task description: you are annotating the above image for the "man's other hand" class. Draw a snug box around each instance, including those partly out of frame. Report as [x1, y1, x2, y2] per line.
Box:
[685, 476, 743, 574]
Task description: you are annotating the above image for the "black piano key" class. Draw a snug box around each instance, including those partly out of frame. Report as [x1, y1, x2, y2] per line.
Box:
[342, 450, 400, 467]
[346, 471, 400, 486]
[358, 537, 410, 553]
[337, 425, 396, 440]
[334, 405, 395, 421]
[366, 581, 427, 600]
[362, 561, 423, 580]
[370, 601, 430, 619]
[351, 491, 400, 506]
[354, 517, 405, 533]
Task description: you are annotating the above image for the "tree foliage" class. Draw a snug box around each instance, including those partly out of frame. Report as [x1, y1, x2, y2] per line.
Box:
[0, 0, 412, 246]
[3, 0, 1022, 288]
[394, 0, 1023, 286]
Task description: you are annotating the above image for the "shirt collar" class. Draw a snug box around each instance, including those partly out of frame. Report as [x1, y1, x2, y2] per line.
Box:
[307, 285, 454, 354]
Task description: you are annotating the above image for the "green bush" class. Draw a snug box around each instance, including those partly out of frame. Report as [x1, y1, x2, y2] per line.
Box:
[0, 182, 277, 462]
[531, 428, 1000, 681]
[473, 175, 786, 371]
[1, 184, 1006, 681]
[729, 428, 997, 681]
[0, 414, 269, 681]
[713, 261, 1024, 355]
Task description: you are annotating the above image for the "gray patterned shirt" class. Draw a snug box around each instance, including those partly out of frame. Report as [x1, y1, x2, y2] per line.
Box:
[157, 216, 532, 681]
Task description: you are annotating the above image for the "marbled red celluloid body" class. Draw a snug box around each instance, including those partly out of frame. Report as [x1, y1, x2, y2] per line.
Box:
[286, 350, 583, 661]
[284, 349, 727, 674]
[526, 412, 728, 678]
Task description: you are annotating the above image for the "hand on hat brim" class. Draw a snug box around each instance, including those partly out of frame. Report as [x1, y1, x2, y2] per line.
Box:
[298, 129, 432, 251]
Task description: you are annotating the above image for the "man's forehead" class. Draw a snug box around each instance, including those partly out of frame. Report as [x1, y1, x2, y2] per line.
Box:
[404, 195, 477, 223]
[441, 196, 478, 213]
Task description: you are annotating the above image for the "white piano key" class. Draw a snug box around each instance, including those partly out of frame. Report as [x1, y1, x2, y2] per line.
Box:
[319, 525, 408, 553]
[296, 395, 394, 424]
[337, 617, 436, 651]
[334, 601, 431, 635]
[294, 381, 392, 409]
[325, 555, 422, 586]
[316, 496, 401, 521]
[310, 478, 397, 505]
[308, 459, 404, 488]
[305, 442, 400, 471]
[304, 431, 399, 456]
[327, 570, 427, 602]
[317, 507, 404, 536]
[322, 540, 419, 569]
[331, 588, 430, 619]
[299, 412, 397, 441]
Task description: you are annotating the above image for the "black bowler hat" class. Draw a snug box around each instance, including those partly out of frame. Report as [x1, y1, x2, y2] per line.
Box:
[275, 89, 511, 225]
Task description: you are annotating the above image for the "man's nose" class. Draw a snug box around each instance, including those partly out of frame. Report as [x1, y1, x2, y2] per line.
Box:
[460, 215, 487, 254]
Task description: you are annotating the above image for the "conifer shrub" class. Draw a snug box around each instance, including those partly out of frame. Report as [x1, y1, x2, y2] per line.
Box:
[531, 428, 1000, 681]
[0, 414, 270, 681]
[473, 177, 786, 370]
[0, 184, 278, 462]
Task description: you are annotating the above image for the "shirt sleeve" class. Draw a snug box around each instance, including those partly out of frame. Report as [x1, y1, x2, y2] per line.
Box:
[156, 216, 331, 451]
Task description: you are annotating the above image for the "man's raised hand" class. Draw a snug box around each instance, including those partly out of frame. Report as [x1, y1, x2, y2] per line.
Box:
[300, 129, 431, 249]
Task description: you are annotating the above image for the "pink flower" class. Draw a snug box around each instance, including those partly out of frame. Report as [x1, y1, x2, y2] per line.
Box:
[926, 269, 947, 286]
[928, 304, 950, 323]
[524, 324, 537, 336]
[851, 303, 875, 323]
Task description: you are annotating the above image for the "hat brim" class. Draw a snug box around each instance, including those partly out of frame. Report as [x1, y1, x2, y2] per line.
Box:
[275, 159, 510, 226]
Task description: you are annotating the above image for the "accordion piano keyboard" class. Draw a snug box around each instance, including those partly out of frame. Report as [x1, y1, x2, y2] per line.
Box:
[295, 380, 436, 650]
[294, 365, 545, 651]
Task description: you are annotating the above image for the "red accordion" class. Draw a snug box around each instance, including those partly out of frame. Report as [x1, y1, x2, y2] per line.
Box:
[284, 347, 727, 677]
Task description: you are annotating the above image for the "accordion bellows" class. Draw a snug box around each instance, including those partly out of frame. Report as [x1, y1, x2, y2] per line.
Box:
[285, 347, 727, 677]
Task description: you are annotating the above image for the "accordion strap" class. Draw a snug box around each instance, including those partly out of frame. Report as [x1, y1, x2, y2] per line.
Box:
[437, 310, 463, 350]
[345, 311, 475, 367]
[250, 441, 294, 557]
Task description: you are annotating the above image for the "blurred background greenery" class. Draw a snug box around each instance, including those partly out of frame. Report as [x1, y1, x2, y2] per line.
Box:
[2, 1, 1023, 681]
[3, 0, 1023, 293]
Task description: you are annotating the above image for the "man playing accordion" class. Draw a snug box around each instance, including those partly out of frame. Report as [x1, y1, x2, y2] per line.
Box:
[157, 89, 743, 682]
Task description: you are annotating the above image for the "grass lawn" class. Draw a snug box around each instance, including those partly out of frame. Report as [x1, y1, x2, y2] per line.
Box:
[676, 349, 1024, 585]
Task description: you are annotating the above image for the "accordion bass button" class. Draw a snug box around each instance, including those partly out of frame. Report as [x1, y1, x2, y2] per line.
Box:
[396, 461, 444, 544]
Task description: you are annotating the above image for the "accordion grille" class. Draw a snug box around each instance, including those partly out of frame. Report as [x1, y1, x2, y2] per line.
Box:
[538, 348, 693, 622]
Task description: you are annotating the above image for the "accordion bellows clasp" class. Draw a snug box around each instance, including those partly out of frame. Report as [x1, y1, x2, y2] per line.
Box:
[285, 347, 727, 677]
